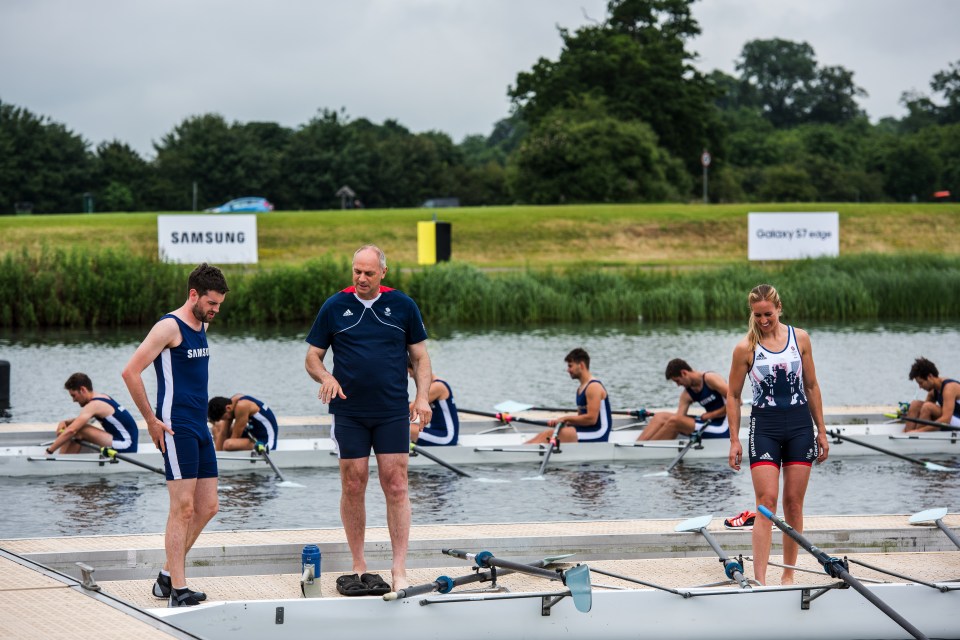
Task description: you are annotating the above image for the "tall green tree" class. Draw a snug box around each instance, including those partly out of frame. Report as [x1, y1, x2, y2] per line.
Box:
[93, 141, 152, 211]
[0, 100, 93, 213]
[511, 98, 689, 204]
[509, 0, 722, 179]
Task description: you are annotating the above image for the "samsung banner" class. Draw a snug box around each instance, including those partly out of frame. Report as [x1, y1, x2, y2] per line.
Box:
[158, 215, 258, 264]
[748, 212, 839, 261]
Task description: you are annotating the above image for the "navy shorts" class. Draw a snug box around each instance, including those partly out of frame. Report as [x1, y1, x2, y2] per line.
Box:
[332, 414, 410, 459]
[748, 414, 817, 469]
[162, 425, 218, 481]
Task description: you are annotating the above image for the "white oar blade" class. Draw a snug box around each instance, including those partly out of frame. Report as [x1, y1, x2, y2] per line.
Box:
[924, 462, 960, 472]
[643, 470, 669, 477]
[494, 400, 535, 413]
[909, 507, 949, 524]
[565, 564, 592, 613]
[675, 515, 713, 532]
[278, 480, 306, 488]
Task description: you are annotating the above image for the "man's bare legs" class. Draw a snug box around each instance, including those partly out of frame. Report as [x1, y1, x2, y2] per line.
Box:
[377, 452, 410, 590]
[339, 457, 371, 575]
[163, 477, 219, 587]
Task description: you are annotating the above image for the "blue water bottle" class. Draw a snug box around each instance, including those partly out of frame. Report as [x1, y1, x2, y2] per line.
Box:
[301, 544, 321, 583]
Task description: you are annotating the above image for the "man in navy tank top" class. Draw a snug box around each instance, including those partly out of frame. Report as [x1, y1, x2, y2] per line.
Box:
[526, 348, 613, 444]
[637, 358, 729, 441]
[906, 357, 960, 430]
[305, 245, 432, 595]
[207, 394, 280, 451]
[45, 372, 139, 455]
[122, 263, 229, 607]
[407, 359, 459, 446]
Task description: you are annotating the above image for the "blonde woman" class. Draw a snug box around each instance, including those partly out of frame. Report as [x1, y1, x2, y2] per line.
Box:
[726, 284, 829, 585]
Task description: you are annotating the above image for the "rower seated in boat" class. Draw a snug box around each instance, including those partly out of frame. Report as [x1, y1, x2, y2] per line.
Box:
[526, 348, 612, 444]
[407, 359, 459, 446]
[45, 372, 139, 455]
[207, 394, 279, 451]
[637, 358, 729, 441]
[906, 357, 960, 431]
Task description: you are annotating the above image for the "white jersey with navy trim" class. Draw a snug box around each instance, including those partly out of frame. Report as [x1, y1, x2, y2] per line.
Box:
[749, 325, 807, 410]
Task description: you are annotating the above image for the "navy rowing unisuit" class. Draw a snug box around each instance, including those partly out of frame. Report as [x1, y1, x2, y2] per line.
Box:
[239, 395, 279, 450]
[90, 396, 139, 452]
[417, 379, 459, 446]
[153, 314, 217, 481]
[573, 380, 612, 442]
[747, 325, 816, 469]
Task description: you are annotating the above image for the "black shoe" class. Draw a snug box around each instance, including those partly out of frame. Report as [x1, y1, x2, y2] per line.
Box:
[154, 572, 207, 601]
[169, 587, 204, 607]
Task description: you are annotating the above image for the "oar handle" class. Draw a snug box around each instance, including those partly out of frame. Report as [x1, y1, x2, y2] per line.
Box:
[902, 416, 960, 431]
[410, 443, 472, 477]
[757, 505, 928, 640]
[458, 408, 551, 427]
[827, 429, 931, 467]
[246, 432, 287, 482]
[73, 439, 164, 475]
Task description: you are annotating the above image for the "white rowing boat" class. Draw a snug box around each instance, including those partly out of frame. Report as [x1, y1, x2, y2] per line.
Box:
[1, 419, 957, 477]
[4, 511, 956, 640]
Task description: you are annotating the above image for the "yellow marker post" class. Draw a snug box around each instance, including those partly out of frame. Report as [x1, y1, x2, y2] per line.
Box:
[418, 221, 437, 265]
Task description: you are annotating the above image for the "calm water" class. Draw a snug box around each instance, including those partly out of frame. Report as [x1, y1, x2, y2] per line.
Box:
[3, 455, 959, 539]
[1, 321, 959, 539]
[3, 320, 959, 423]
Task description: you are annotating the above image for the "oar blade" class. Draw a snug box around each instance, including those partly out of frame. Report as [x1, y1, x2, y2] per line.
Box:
[924, 461, 960, 472]
[494, 400, 534, 413]
[909, 507, 950, 524]
[643, 470, 669, 477]
[675, 515, 713, 533]
[564, 564, 592, 613]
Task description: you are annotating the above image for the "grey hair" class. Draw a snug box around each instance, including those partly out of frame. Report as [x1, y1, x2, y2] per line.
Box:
[354, 244, 387, 270]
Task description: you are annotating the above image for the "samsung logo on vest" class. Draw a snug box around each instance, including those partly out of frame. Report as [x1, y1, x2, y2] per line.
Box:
[170, 231, 246, 244]
[187, 348, 210, 359]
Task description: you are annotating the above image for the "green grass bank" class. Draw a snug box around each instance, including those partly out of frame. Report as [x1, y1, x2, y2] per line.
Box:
[2, 249, 959, 328]
[1, 202, 958, 268]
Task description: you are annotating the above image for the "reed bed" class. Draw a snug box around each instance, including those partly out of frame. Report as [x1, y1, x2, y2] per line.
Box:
[0, 249, 957, 328]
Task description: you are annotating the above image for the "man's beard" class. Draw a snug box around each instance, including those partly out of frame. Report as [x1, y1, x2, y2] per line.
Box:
[191, 302, 208, 323]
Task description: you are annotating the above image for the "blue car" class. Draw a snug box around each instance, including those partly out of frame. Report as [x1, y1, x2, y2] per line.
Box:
[205, 197, 274, 213]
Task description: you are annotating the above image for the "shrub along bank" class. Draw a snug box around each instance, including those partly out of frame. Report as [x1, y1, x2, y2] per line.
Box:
[1, 249, 958, 329]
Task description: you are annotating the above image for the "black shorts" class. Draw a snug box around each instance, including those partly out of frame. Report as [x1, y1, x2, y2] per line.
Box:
[748, 411, 817, 469]
[331, 414, 409, 459]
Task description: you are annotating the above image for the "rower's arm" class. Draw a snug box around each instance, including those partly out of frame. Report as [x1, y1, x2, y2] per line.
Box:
[797, 328, 828, 463]
[726, 340, 751, 470]
[47, 406, 97, 453]
[230, 402, 253, 439]
[936, 383, 959, 424]
[122, 319, 178, 451]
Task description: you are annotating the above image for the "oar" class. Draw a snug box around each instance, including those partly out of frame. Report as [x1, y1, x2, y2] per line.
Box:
[535, 421, 564, 477]
[757, 505, 929, 640]
[827, 429, 959, 472]
[410, 442, 471, 477]
[643, 420, 709, 477]
[384, 553, 574, 601]
[909, 507, 960, 551]
[533, 405, 652, 419]
[245, 433, 304, 487]
[901, 416, 960, 432]
[73, 439, 164, 475]
[459, 407, 552, 428]
[675, 515, 751, 589]
[442, 548, 591, 613]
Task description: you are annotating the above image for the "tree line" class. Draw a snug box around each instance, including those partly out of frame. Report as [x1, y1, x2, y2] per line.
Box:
[2, 0, 958, 214]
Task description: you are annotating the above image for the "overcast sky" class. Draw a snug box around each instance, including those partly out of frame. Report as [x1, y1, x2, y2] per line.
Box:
[2, 0, 957, 157]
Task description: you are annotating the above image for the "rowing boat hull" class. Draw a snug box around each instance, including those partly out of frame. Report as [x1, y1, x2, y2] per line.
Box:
[2, 422, 956, 476]
[153, 582, 958, 640]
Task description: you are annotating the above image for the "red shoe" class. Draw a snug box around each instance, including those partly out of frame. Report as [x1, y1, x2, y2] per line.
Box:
[724, 510, 757, 529]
